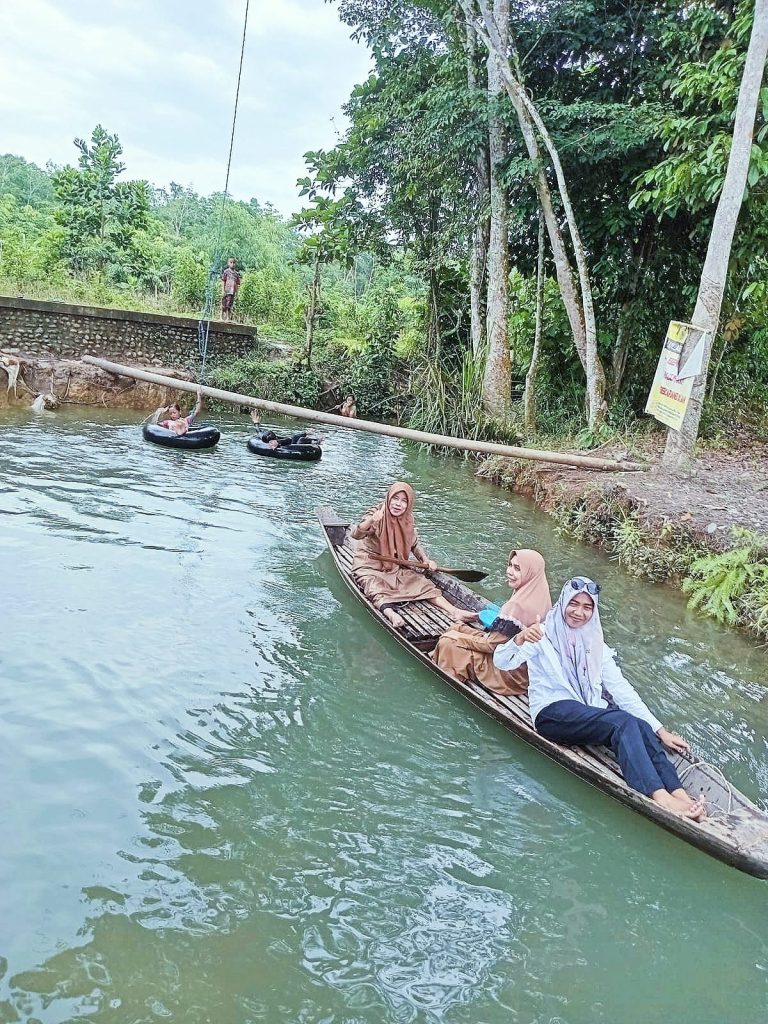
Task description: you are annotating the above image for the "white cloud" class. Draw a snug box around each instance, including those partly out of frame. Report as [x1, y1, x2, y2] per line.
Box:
[0, 0, 157, 75]
[221, 0, 350, 38]
[0, 0, 371, 216]
[170, 51, 231, 90]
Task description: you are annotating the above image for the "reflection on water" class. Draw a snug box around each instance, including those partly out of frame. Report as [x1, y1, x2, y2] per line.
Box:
[1, 407, 767, 1023]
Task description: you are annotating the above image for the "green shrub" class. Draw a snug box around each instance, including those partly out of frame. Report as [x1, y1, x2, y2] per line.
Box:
[682, 528, 768, 634]
[408, 348, 522, 448]
[207, 357, 322, 408]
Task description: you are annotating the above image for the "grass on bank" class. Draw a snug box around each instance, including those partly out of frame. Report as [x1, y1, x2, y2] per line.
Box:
[479, 456, 768, 640]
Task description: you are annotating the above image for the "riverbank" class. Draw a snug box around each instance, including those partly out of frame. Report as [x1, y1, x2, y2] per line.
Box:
[4, 347, 767, 639]
[479, 435, 768, 640]
[0, 353, 195, 410]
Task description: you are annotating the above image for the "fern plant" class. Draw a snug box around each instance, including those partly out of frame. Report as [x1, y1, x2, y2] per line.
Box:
[682, 529, 768, 630]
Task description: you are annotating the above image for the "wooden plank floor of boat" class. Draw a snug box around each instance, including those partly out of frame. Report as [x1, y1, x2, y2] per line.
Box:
[335, 542, 456, 641]
[321, 511, 768, 875]
[334, 538, 630, 785]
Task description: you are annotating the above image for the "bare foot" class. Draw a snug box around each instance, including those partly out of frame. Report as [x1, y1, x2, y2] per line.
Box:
[681, 796, 708, 821]
[651, 789, 707, 821]
[453, 609, 478, 623]
[383, 608, 406, 630]
[669, 788, 697, 809]
[669, 788, 708, 821]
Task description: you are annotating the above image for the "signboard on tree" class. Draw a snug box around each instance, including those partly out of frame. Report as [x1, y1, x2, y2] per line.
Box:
[645, 321, 708, 431]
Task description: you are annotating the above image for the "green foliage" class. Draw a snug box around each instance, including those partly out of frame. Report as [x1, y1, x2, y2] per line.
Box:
[0, 124, 425, 365]
[631, 6, 768, 219]
[0, 153, 53, 208]
[409, 345, 521, 447]
[51, 125, 150, 277]
[207, 357, 323, 409]
[171, 248, 206, 309]
[683, 529, 768, 634]
[612, 514, 694, 581]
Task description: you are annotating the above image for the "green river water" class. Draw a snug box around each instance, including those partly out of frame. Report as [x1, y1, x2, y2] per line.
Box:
[1, 408, 767, 1024]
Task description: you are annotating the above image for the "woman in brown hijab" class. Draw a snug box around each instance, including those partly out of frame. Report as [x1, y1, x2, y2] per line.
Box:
[431, 549, 551, 695]
[351, 482, 477, 630]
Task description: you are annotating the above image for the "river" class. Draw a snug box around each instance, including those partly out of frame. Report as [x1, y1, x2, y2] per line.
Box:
[1, 408, 767, 1024]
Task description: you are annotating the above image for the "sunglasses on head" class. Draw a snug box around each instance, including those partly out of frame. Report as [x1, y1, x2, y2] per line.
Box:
[570, 578, 601, 595]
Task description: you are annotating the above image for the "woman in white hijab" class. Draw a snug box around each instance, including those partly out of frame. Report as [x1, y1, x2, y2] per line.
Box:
[494, 577, 706, 821]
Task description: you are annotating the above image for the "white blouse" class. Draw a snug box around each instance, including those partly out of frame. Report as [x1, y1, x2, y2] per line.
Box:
[493, 635, 663, 733]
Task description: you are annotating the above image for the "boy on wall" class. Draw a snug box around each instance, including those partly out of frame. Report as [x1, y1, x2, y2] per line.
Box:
[220, 257, 241, 322]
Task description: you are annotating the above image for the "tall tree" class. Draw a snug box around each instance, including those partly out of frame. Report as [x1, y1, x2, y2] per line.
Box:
[460, 0, 608, 427]
[293, 184, 358, 366]
[482, 0, 512, 417]
[654, 0, 768, 470]
[52, 125, 150, 277]
[294, 21, 476, 353]
[462, 14, 490, 360]
[524, 209, 546, 434]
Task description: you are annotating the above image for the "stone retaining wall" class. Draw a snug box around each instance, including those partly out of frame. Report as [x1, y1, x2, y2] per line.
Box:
[0, 296, 257, 367]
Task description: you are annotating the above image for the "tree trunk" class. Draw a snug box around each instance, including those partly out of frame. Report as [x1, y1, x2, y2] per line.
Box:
[524, 209, 546, 435]
[482, 0, 512, 418]
[611, 314, 631, 399]
[663, 0, 768, 472]
[464, 16, 491, 358]
[513, 99, 587, 366]
[428, 266, 441, 354]
[611, 235, 651, 397]
[461, 0, 607, 428]
[304, 256, 321, 367]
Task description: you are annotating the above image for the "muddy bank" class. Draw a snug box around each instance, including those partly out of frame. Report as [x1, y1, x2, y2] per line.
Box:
[0, 353, 194, 411]
[478, 441, 768, 640]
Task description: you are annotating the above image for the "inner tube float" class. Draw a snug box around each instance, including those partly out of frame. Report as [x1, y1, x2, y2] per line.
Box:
[247, 436, 322, 462]
[142, 423, 221, 450]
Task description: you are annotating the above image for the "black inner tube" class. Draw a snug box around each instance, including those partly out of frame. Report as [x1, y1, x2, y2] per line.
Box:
[247, 436, 322, 461]
[143, 423, 221, 450]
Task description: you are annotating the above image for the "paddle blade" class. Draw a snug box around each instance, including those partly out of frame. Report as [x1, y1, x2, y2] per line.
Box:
[441, 568, 488, 582]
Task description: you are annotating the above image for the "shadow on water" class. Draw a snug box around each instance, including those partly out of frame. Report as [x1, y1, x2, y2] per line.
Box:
[1, 409, 767, 1023]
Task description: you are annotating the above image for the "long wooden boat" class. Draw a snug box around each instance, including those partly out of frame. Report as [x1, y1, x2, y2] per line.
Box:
[317, 505, 768, 879]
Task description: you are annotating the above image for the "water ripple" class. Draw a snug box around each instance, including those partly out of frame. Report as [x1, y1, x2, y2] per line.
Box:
[1, 408, 767, 1024]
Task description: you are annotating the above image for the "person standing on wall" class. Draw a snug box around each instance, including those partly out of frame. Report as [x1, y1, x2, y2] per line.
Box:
[220, 257, 241, 322]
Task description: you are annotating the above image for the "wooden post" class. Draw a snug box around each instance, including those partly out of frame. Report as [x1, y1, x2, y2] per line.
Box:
[82, 355, 647, 472]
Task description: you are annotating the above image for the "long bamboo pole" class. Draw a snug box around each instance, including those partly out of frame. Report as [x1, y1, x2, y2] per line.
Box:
[83, 355, 646, 472]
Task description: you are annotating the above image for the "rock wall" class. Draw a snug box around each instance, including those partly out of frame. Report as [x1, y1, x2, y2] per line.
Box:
[0, 296, 256, 367]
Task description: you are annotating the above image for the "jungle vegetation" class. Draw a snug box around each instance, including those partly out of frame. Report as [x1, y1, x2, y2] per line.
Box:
[1, 0, 767, 454]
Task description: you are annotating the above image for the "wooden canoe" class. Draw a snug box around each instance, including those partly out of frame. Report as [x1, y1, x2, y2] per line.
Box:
[317, 505, 768, 879]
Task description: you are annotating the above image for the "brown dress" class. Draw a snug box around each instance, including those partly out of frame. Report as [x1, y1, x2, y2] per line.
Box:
[351, 482, 442, 610]
[432, 624, 529, 695]
[431, 548, 551, 696]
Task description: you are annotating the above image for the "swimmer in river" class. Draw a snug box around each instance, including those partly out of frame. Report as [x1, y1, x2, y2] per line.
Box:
[152, 387, 204, 436]
[261, 429, 322, 449]
[250, 410, 322, 448]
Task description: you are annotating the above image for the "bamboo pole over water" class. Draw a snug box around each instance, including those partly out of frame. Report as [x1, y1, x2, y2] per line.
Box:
[83, 355, 647, 472]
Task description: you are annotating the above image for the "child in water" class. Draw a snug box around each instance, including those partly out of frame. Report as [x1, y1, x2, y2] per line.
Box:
[153, 386, 203, 436]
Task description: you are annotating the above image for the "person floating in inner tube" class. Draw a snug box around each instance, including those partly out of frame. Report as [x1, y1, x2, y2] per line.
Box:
[152, 386, 204, 436]
[261, 429, 322, 450]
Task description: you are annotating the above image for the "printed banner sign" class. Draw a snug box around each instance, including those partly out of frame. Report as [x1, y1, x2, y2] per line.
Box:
[645, 321, 708, 431]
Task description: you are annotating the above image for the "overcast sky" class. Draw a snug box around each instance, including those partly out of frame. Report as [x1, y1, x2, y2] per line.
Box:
[0, 0, 371, 217]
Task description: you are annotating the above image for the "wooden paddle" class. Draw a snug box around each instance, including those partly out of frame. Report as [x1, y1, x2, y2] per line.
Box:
[375, 554, 487, 583]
